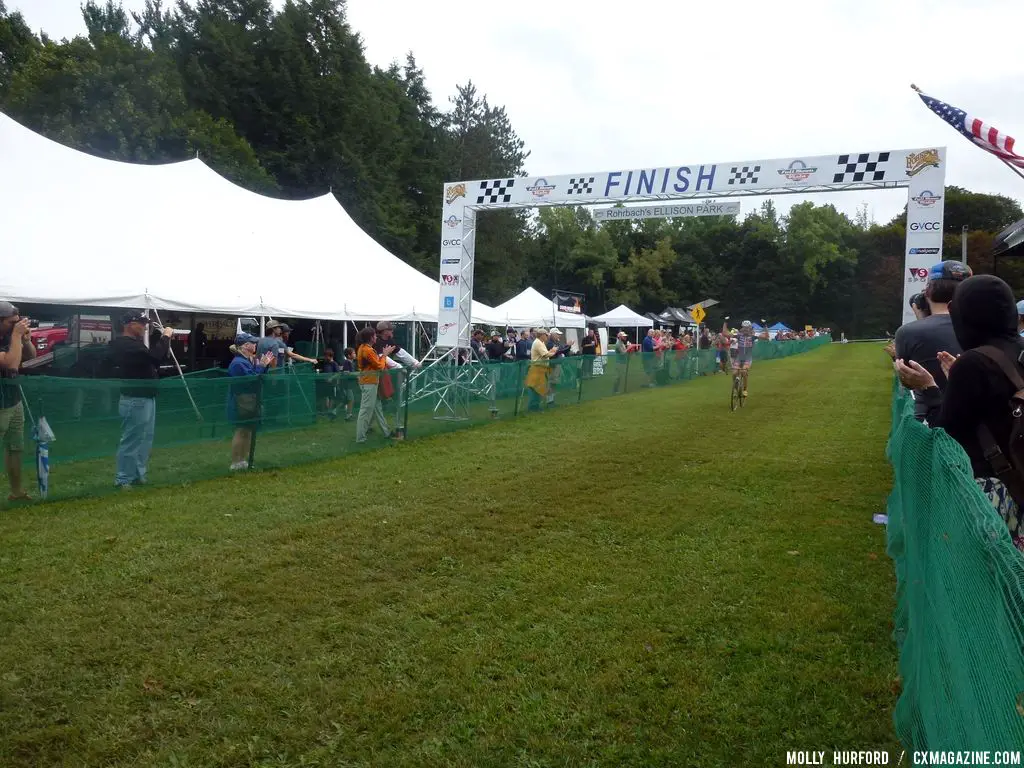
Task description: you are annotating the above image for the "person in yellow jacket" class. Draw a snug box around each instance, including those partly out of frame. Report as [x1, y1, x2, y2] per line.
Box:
[525, 328, 558, 412]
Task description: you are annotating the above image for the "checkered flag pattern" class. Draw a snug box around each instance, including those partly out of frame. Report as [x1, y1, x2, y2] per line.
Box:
[727, 165, 760, 185]
[476, 178, 515, 204]
[567, 177, 596, 195]
[833, 152, 890, 183]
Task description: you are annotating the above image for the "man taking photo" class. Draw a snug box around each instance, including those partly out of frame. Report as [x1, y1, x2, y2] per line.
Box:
[894, 260, 970, 421]
[0, 301, 37, 501]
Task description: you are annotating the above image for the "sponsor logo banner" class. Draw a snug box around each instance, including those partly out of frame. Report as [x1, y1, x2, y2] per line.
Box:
[526, 178, 556, 198]
[908, 267, 929, 282]
[441, 274, 459, 286]
[909, 221, 941, 231]
[912, 190, 942, 207]
[593, 201, 740, 222]
[442, 238, 461, 248]
[906, 149, 940, 177]
[442, 258, 460, 265]
[443, 296, 455, 309]
[778, 159, 817, 182]
[909, 247, 940, 255]
[553, 292, 584, 315]
[445, 183, 466, 205]
[444, 214, 461, 229]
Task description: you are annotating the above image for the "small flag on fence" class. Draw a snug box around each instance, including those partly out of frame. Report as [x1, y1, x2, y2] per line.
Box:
[913, 84, 1024, 169]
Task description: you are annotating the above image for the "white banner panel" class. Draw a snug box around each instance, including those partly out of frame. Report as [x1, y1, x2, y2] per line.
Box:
[436, 184, 472, 348]
[902, 149, 947, 326]
[593, 201, 740, 222]
[438, 146, 947, 347]
[464, 148, 938, 209]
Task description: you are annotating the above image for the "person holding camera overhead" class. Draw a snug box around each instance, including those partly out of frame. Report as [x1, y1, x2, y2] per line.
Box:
[0, 302, 37, 501]
[227, 333, 275, 471]
[355, 326, 395, 443]
[106, 311, 173, 488]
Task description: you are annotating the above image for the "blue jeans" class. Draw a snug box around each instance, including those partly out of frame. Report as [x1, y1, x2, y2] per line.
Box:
[116, 396, 156, 486]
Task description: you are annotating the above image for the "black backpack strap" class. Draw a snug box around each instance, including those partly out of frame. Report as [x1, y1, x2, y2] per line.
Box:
[978, 422, 1024, 507]
[974, 345, 1024, 392]
[974, 345, 1024, 505]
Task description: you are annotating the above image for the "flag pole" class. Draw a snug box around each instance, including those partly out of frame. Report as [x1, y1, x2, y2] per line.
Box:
[999, 158, 1024, 184]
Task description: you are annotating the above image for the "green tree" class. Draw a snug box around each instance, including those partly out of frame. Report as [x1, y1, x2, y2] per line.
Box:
[0, 1, 40, 99]
[3, 1, 274, 190]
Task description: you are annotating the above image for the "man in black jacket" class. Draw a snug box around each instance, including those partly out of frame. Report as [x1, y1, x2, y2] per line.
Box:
[106, 312, 173, 488]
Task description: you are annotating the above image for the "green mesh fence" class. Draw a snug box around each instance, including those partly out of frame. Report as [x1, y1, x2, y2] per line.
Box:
[886, 381, 1024, 751]
[3, 337, 828, 505]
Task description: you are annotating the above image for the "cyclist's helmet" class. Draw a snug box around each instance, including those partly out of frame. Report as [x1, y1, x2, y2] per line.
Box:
[741, 320, 752, 328]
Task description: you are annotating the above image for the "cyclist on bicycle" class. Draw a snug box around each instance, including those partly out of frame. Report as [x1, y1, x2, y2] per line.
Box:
[732, 320, 755, 396]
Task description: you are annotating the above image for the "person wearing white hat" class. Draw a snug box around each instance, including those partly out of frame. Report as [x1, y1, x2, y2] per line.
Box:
[545, 328, 569, 405]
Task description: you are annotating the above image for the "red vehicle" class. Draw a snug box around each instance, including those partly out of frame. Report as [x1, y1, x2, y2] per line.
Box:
[29, 323, 69, 353]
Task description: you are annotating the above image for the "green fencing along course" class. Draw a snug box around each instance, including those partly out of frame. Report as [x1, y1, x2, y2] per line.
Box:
[6, 337, 828, 506]
[886, 381, 1024, 751]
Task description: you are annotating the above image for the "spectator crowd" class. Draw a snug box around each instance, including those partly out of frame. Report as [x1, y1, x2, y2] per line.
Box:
[891, 260, 1024, 553]
[0, 303, 827, 499]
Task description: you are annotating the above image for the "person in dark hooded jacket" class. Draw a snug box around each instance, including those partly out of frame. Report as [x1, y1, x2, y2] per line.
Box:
[895, 274, 1024, 552]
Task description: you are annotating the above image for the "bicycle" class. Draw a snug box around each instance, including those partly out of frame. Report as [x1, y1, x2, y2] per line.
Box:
[730, 368, 746, 411]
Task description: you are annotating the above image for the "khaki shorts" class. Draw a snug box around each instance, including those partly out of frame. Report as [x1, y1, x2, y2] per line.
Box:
[0, 401, 24, 452]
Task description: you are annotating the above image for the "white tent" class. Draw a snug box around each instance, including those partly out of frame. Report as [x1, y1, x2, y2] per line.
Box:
[592, 304, 654, 328]
[492, 287, 587, 329]
[0, 111, 501, 325]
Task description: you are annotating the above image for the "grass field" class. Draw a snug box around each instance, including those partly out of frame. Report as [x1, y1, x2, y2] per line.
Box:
[0, 343, 898, 767]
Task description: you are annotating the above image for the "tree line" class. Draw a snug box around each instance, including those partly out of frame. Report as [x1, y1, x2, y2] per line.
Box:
[2, 0, 1022, 336]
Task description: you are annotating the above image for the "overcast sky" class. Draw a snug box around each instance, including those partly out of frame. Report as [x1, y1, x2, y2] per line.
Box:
[12, 0, 1024, 225]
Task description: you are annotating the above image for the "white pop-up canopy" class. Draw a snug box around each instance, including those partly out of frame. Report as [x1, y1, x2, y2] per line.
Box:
[0, 111, 501, 325]
[592, 304, 654, 328]
[492, 287, 587, 329]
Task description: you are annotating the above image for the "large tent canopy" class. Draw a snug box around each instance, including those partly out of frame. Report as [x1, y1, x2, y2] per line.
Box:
[592, 304, 653, 328]
[0, 111, 501, 324]
[492, 287, 587, 329]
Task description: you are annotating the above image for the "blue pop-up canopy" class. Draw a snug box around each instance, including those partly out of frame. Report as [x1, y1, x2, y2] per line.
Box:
[769, 322, 792, 332]
[751, 322, 766, 332]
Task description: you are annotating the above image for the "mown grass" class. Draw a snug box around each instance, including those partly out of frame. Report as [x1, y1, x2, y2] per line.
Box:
[0, 343, 898, 767]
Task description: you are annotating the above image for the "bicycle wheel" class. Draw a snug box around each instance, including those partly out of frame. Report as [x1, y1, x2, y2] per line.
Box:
[730, 375, 740, 411]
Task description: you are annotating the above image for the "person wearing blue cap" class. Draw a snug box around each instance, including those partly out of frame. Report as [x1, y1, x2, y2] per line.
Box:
[894, 260, 970, 420]
[227, 333, 275, 470]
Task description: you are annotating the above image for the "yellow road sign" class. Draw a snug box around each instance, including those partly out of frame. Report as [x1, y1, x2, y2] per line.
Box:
[691, 304, 706, 324]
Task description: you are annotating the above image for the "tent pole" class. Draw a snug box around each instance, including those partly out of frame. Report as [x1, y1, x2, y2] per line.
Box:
[343, 321, 348, 350]
[260, 315, 266, 336]
[151, 308, 203, 422]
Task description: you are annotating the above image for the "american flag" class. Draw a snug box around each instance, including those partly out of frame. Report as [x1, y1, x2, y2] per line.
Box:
[917, 90, 1024, 168]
